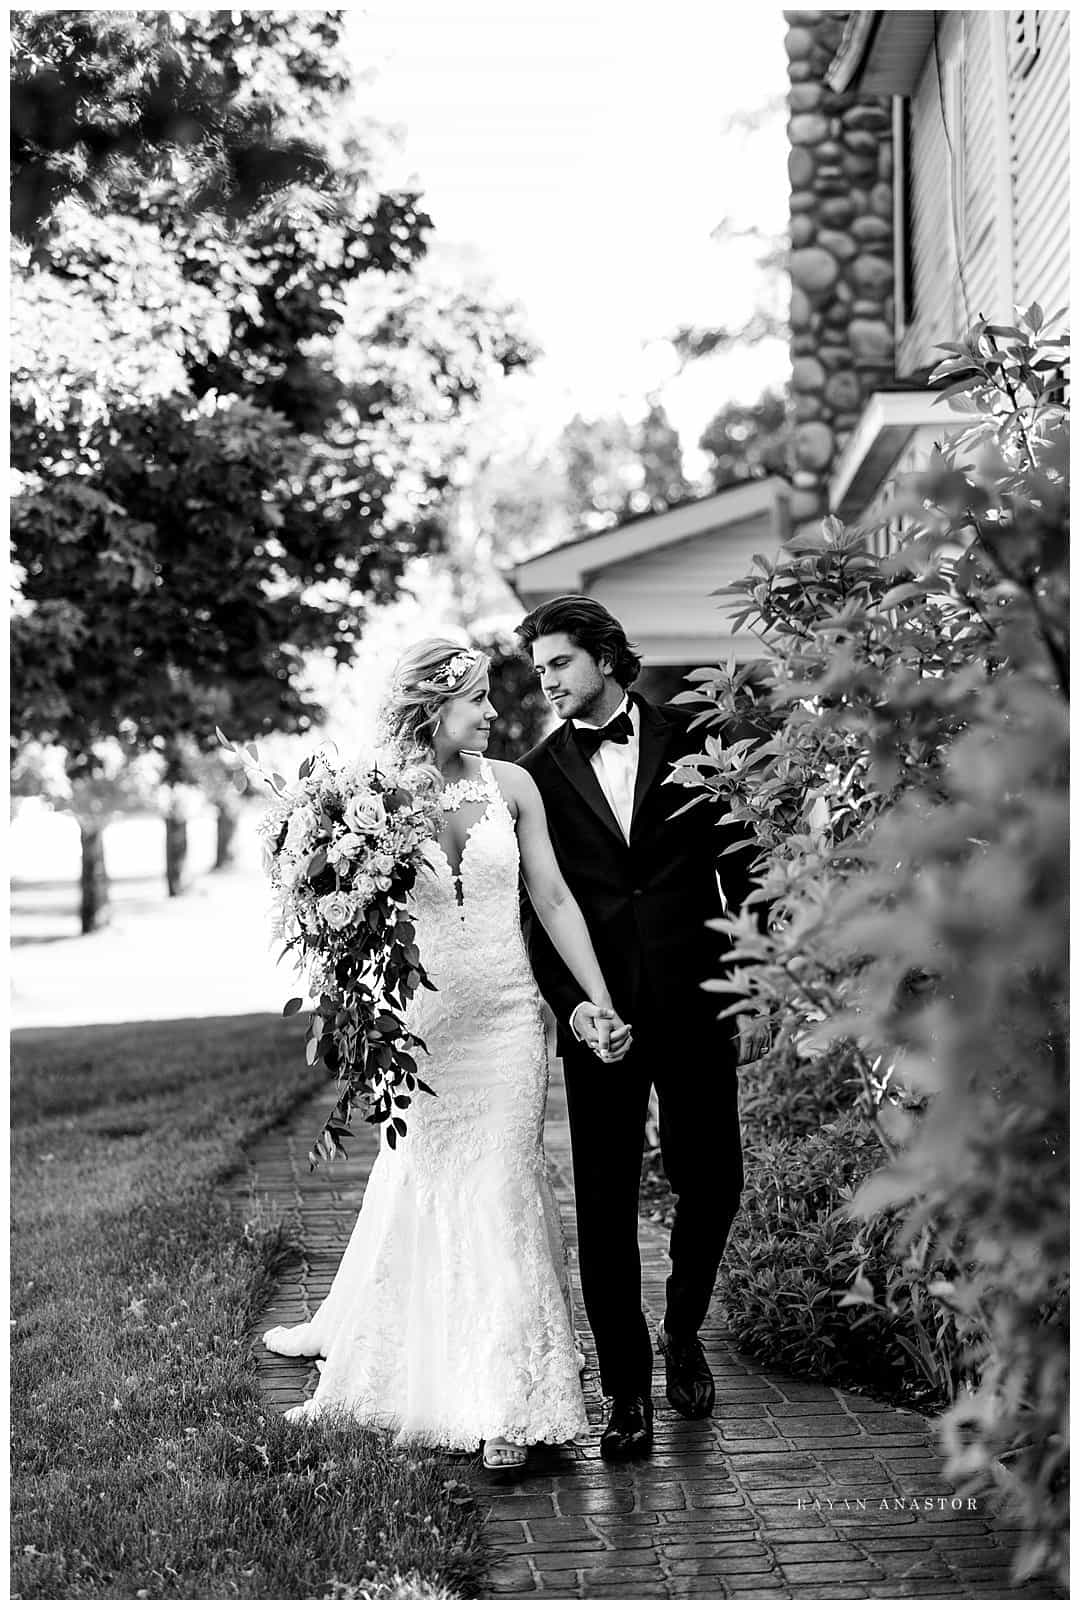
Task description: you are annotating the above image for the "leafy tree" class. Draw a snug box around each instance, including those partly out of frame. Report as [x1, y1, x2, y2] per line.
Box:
[557, 412, 641, 535]
[673, 306, 1068, 1586]
[12, 741, 163, 931]
[555, 402, 699, 537]
[10, 11, 535, 926]
[629, 400, 692, 514]
[699, 388, 792, 490]
[10, 9, 344, 240]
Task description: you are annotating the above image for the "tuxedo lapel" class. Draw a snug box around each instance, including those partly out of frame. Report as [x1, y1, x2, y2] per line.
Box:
[548, 724, 626, 844]
[630, 696, 673, 836]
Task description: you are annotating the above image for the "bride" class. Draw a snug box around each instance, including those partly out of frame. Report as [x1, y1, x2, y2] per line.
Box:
[263, 638, 631, 1472]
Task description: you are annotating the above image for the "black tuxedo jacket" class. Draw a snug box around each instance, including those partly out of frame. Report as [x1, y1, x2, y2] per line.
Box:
[517, 693, 757, 1050]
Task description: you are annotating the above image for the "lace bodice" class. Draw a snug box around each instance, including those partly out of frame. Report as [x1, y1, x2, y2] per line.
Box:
[415, 759, 526, 955]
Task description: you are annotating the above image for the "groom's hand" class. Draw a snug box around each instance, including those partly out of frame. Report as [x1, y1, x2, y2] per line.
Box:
[571, 1003, 633, 1062]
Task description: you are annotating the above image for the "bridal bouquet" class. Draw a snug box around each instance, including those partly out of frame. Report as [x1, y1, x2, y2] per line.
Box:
[217, 732, 441, 1168]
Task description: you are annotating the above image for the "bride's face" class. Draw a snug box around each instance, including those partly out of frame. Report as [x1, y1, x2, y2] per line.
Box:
[436, 675, 497, 755]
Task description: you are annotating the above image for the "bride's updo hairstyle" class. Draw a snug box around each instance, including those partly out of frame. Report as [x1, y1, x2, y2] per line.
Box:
[380, 638, 490, 772]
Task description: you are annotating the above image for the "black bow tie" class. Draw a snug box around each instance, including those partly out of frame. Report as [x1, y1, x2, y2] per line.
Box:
[575, 709, 633, 760]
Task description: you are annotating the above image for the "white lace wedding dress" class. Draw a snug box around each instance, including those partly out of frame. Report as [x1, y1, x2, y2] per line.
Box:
[262, 759, 589, 1451]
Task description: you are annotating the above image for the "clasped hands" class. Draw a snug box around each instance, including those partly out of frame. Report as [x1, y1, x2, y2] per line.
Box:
[571, 1002, 633, 1063]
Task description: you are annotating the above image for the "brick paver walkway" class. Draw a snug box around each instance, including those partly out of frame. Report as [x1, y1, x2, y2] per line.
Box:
[232, 1070, 1060, 1601]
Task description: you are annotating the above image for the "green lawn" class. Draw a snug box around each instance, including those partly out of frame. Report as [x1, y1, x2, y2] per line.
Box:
[11, 1014, 485, 1599]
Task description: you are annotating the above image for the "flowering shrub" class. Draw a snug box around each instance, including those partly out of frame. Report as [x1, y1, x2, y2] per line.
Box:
[674, 306, 1068, 1585]
[219, 733, 443, 1166]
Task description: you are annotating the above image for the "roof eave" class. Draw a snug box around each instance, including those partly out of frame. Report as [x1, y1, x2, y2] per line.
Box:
[829, 391, 987, 521]
[827, 10, 935, 97]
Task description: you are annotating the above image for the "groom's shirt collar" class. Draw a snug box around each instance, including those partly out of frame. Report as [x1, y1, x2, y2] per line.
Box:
[570, 693, 638, 734]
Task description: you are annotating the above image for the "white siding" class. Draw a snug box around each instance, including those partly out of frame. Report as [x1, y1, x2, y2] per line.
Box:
[1009, 8, 1070, 320]
[897, 9, 1069, 375]
[898, 11, 963, 375]
[590, 512, 780, 664]
[961, 11, 1004, 321]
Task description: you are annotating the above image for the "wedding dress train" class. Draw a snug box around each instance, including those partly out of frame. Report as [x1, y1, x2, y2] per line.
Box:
[262, 760, 589, 1450]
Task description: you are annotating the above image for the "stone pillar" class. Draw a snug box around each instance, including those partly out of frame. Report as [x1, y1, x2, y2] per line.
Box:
[784, 11, 895, 519]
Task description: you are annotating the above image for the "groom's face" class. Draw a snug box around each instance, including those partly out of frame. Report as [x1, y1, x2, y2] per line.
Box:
[530, 632, 611, 722]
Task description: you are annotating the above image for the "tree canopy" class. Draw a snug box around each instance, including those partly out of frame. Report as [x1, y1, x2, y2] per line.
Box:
[10, 9, 346, 240]
[11, 10, 535, 781]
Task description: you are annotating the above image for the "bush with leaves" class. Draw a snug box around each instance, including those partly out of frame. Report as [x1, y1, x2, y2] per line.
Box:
[719, 1109, 975, 1407]
[673, 305, 1068, 1586]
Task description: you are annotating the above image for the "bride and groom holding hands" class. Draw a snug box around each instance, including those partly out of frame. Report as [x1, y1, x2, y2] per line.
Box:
[263, 595, 758, 1473]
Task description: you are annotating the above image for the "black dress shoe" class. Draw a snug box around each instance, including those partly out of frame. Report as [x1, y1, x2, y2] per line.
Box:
[657, 1325, 715, 1418]
[599, 1394, 654, 1460]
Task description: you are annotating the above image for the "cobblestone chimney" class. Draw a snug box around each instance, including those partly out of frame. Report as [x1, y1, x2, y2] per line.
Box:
[784, 10, 896, 519]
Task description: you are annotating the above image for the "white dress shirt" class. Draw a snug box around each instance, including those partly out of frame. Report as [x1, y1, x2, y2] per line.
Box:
[572, 694, 639, 842]
[568, 696, 639, 1039]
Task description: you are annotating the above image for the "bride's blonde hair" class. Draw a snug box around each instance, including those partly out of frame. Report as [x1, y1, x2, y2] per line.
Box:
[380, 638, 491, 773]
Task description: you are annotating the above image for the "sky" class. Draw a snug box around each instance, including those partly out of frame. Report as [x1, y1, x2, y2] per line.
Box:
[346, 2, 791, 474]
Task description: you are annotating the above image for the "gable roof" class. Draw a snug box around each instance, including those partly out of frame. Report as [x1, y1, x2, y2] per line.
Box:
[506, 477, 791, 602]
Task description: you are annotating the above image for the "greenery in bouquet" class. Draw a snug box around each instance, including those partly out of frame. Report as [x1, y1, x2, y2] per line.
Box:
[218, 731, 443, 1166]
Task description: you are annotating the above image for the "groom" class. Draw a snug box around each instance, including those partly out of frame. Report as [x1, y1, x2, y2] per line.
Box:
[515, 595, 758, 1461]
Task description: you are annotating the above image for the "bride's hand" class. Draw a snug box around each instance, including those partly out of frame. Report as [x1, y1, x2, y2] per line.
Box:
[573, 1004, 633, 1062]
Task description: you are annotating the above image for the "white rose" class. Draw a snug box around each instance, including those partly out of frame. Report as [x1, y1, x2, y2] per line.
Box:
[327, 831, 365, 867]
[398, 766, 429, 794]
[318, 890, 357, 931]
[354, 873, 376, 905]
[371, 852, 395, 876]
[284, 804, 320, 854]
[276, 853, 304, 889]
[374, 875, 392, 892]
[344, 793, 387, 837]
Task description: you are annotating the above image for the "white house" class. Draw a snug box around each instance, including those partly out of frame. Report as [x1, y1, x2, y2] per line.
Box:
[823, 8, 1070, 523]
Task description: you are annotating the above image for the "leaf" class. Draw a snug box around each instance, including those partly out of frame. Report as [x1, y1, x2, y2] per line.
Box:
[838, 1273, 877, 1309]
[282, 997, 303, 1017]
[877, 582, 932, 610]
[385, 1125, 397, 1150]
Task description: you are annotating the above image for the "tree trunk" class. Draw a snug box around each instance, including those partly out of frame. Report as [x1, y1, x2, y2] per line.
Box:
[79, 820, 111, 934]
[213, 798, 238, 870]
[165, 811, 189, 897]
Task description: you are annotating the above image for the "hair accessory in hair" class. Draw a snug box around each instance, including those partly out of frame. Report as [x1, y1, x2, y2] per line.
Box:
[429, 650, 477, 690]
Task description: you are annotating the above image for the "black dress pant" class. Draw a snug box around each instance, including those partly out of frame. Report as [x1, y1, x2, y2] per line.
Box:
[561, 987, 744, 1400]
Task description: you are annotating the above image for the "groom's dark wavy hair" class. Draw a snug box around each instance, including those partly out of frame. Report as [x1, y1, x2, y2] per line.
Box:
[515, 595, 642, 688]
